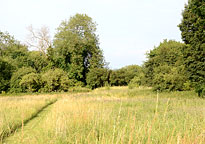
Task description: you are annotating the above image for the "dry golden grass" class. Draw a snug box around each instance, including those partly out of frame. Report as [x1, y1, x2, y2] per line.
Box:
[0, 95, 57, 142]
[2, 87, 205, 144]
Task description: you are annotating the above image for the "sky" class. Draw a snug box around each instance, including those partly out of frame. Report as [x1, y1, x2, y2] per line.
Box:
[0, 0, 188, 69]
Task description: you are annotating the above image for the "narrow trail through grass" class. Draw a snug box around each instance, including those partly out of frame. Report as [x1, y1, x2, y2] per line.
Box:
[1, 87, 204, 143]
[3, 100, 57, 144]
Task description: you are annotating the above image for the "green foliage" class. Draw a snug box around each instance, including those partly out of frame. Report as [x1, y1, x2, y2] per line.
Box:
[195, 84, 205, 98]
[41, 68, 69, 92]
[0, 14, 108, 94]
[27, 51, 49, 73]
[19, 73, 41, 92]
[86, 68, 110, 89]
[178, 0, 205, 97]
[152, 65, 188, 91]
[0, 31, 18, 57]
[0, 31, 28, 69]
[110, 69, 126, 86]
[10, 67, 36, 93]
[128, 76, 140, 89]
[0, 59, 14, 92]
[178, 0, 205, 45]
[110, 65, 142, 86]
[123, 65, 142, 84]
[53, 14, 105, 85]
[144, 40, 189, 91]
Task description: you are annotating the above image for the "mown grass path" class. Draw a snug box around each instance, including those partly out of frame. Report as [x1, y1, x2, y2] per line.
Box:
[1, 88, 204, 143]
[3, 100, 57, 144]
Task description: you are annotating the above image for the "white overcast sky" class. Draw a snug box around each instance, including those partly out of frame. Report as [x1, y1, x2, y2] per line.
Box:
[0, 0, 188, 69]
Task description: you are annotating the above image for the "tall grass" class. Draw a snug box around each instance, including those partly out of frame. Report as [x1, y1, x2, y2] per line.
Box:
[0, 95, 57, 142]
[4, 87, 205, 144]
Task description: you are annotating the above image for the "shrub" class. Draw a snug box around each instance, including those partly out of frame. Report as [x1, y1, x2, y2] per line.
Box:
[41, 68, 69, 92]
[195, 84, 205, 98]
[144, 40, 189, 92]
[10, 67, 36, 93]
[86, 68, 110, 89]
[110, 65, 142, 86]
[153, 65, 189, 91]
[128, 76, 140, 89]
[19, 73, 41, 92]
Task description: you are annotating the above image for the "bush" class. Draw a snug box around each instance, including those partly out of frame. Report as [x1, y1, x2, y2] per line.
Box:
[110, 65, 142, 86]
[41, 68, 70, 92]
[195, 84, 205, 98]
[10, 67, 36, 93]
[19, 73, 41, 92]
[27, 51, 49, 73]
[128, 76, 140, 89]
[153, 66, 189, 91]
[144, 40, 189, 92]
[86, 68, 110, 89]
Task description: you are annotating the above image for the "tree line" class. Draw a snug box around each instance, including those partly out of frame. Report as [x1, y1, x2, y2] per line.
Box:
[0, 14, 142, 93]
[0, 0, 204, 96]
[143, 0, 204, 96]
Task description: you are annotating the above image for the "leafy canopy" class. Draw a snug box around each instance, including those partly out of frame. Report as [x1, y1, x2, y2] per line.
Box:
[52, 14, 105, 86]
[144, 40, 189, 91]
[178, 0, 205, 96]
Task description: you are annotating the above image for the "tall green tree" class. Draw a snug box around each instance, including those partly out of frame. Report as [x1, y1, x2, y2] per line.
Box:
[178, 0, 205, 96]
[0, 31, 29, 69]
[144, 40, 189, 91]
[53, 14, 105, 86]
[27, 51, 49, 73]
[0, 31, 28, 93]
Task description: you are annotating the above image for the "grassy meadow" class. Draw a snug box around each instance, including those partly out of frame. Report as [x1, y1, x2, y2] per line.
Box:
[1, 87, 205, 144]
[0, 95, 57, 141]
